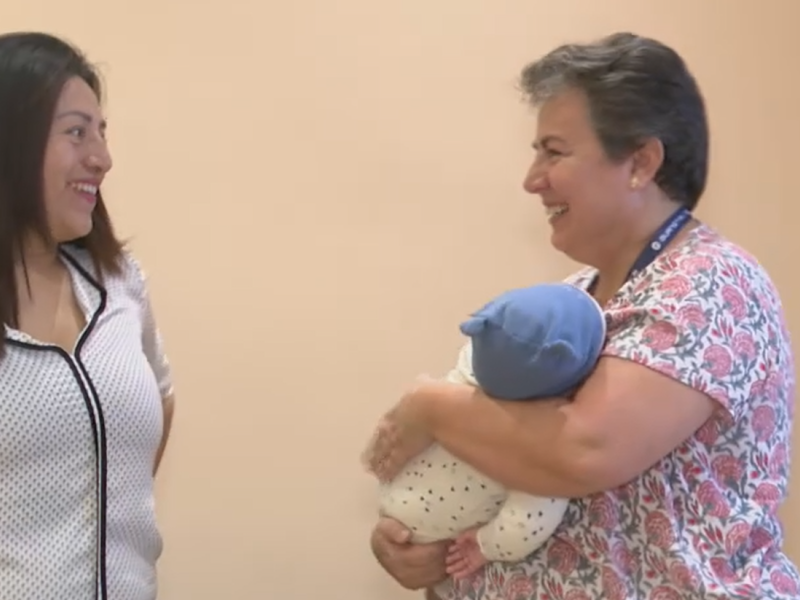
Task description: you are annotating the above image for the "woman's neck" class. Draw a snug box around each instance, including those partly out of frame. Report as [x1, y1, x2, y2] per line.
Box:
[591, 199, 690, 304]
[15, 236, 61, 279]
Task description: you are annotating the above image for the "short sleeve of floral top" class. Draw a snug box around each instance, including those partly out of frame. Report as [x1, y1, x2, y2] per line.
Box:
[434, 224, 800, 600]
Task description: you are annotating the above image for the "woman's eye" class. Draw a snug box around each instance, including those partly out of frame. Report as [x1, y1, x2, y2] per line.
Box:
[67, 127, 86, 139]
[546, 148, 563, 158]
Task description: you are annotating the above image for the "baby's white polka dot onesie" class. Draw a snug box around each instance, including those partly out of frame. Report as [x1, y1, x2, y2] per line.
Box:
[377, 342, 568, 563]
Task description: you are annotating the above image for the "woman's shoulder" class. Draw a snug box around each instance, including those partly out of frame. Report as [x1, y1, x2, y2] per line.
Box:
[612, 224, 788, 347]
[561, 223, 783, 320]
[602, 224, 793, 419]
[60, 244, 149, 296]
[677, 223, 770, 276]
[648, 223, 782, 311]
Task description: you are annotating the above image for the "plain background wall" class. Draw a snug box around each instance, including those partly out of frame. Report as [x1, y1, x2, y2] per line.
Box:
[5, 1, 800, 598]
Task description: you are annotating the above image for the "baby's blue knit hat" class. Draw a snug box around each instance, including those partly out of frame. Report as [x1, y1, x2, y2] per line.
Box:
[459, 283, 607, 400]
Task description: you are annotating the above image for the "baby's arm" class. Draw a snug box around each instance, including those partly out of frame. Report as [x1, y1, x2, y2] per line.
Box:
[446, 491, 568, 579]
[444, 340, 477, 386]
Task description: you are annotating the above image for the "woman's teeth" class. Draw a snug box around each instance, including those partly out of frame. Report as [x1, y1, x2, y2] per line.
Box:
[72, 183, 98, 195]
[546, 205, 568, 218]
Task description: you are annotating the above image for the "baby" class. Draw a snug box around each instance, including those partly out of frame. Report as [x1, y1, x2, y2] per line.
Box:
[370, 282, 607, 579]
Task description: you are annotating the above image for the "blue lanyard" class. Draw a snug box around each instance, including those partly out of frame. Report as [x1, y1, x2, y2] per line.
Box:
[625, 207, 692, 283]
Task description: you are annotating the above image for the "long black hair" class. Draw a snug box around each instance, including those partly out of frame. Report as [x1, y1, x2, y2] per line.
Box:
[0, 31, 124, 356]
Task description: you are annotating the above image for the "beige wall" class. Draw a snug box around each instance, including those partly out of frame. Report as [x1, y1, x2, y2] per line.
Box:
[6, 1, 800, 598]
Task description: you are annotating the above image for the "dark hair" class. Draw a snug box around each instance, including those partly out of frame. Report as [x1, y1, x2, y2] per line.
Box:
[0, 32, 124, 355]
[519, 32, 709, 211]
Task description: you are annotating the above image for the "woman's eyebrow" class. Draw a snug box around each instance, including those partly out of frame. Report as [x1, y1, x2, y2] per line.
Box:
[54, 110, 107, 130]
[532, 135, 567, 149]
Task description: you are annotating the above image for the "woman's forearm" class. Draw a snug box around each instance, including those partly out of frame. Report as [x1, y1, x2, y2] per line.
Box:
[154, 394, 175, 476]
[422, 383, 598, 497]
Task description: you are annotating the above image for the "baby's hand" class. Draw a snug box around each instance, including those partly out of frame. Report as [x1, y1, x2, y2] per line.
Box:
[445, 527, 487, 580]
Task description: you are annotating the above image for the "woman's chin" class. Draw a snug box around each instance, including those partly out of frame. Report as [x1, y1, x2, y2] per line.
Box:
[549, 224, 573, 254]
[53, 221, 93, 244]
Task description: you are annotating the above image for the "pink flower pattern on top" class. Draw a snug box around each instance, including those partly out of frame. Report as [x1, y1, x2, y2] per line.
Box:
[433, 224, 800, 599]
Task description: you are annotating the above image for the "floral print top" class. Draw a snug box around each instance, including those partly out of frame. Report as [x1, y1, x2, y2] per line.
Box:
[433, 224, 800, 600]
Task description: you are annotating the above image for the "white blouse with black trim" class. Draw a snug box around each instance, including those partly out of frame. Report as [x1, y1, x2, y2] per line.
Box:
[1, 244, 173, 600]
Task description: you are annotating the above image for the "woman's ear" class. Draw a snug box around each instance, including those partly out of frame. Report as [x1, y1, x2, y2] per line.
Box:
[630, 137, 665, 187]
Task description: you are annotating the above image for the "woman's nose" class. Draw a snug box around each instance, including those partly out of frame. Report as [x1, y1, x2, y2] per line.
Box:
[85, 145, 113, 174]
[523, 164, 548, 194]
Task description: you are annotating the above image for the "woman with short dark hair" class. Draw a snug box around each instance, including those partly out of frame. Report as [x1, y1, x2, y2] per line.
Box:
[367, 32, 800, 600]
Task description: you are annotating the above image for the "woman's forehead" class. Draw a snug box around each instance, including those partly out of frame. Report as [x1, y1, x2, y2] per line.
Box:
[56, 78, 100, 111]
[535, 91, 593, 141]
